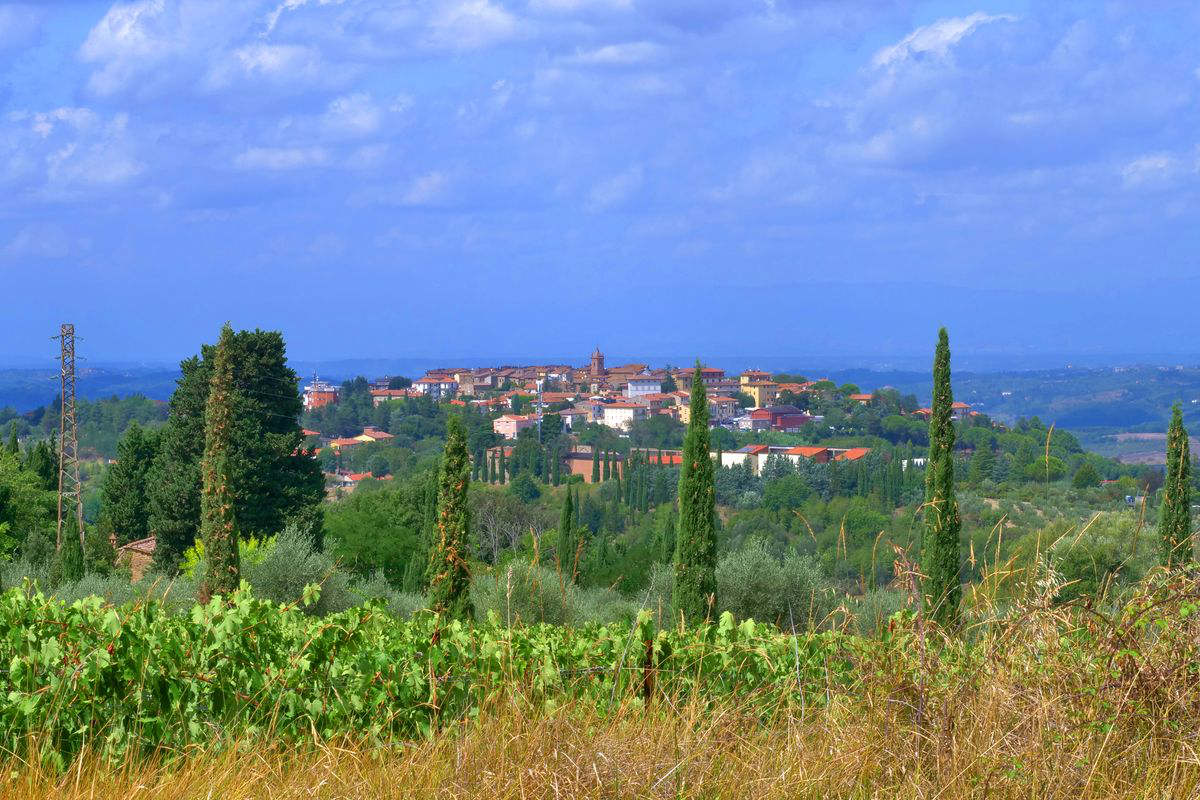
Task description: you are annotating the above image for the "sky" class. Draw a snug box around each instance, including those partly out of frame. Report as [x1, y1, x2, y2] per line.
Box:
[1, 0, 1199, 369]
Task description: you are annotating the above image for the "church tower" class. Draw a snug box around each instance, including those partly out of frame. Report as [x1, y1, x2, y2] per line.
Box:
[589, 346, 605, 378]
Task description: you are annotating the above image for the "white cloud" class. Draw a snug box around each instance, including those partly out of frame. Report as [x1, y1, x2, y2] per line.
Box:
[235, 146, 328, 170]
[322, 92, 381, 137]
[567, 41, 662, 66]
[79, 0, 172, 95]
[204, 42, 327, 89]
[872, 12, 1017, 69]
[427, 0, 517, 50]
[587, 164, 642, 210]
[1120, 153, 1178, 187]
[401, 171, 450, 206]
[2, 224, 86, 261]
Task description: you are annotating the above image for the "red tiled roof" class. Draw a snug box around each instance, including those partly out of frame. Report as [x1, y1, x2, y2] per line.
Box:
[834, 447, 872, 461]
[785, 446, 828, 457]
[301, 429, 321, 437]
[330, 437, 360, 447]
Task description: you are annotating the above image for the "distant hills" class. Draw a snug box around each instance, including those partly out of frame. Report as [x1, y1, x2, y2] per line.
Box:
[3, 363, 1198, 440]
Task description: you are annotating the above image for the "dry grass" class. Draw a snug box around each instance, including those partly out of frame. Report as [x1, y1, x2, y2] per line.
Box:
[4, 685, 1198, 800]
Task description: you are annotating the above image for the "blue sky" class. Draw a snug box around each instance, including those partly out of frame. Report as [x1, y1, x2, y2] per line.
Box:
[2, 0, 1199, 368]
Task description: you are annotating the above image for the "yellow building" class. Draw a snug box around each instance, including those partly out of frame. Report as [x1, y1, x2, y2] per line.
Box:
[742, 381, 779, 407]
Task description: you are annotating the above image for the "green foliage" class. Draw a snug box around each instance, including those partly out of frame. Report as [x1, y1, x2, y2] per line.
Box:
[507, 472, 540, 503]
[148, 327, 322, 572]
[427, 416, 473, 620]
[0, 585, 863, 764]
[198, 324, 241, 603]
[921, 328, 962, 626]
[0, 450, 53, 558]
[325, 474, 430, 589]
[1072, 461, 1100, 490]
[674, 364, 717, 624]
[715, 540, 828, 628]
[98, 422, 160, 545]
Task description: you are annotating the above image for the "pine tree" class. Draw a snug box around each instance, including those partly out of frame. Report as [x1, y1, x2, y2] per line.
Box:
[921, 328, 962, 626]
[557, 490, 577, 581]
[591, 447, 600, 483]
[99, 422, 160, 546]
[673, 363, 717, 625]
[427, 416, 474, 620]
[1159, 404, 1193, 568]
[967, 443, 995, 486]
[198, 324, 241, 603]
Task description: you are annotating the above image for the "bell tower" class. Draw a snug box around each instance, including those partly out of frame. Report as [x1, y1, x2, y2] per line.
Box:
[589, 346, 605, 378]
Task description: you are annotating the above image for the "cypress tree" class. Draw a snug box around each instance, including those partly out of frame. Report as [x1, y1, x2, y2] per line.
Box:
[54, 515, 85, 583]
[498, 446, 507, 484]
[591, 447, 600, 483]
[5, 422, 17, 456]
[603, 451, 611, 481]
[673, 363, 717, 624]
[557, 490, 577, 581]
[921, 328, 962, 626]
[1159, 404, 1193, 568]
[427, 416, 474, 620]
[198, 324, 241, 603]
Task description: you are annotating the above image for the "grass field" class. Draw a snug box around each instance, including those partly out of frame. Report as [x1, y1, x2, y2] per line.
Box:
[4, 690, 1198, 799]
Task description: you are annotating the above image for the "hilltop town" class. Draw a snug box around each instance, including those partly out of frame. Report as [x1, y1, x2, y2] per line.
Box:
[298, 348, 984, 492]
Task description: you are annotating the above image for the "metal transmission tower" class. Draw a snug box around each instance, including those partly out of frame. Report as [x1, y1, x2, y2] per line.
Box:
[56, 323, 84, 552]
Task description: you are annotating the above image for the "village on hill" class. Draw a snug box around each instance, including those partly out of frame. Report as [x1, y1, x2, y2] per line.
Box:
[300, 348, 979, 491]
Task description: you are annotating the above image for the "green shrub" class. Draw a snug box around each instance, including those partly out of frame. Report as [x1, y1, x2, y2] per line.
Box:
[716, 540, 829, 628]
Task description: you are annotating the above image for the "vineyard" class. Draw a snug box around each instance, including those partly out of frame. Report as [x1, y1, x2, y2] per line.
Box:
[0, 584, 864, 766]
[3, 574, 1200, 785]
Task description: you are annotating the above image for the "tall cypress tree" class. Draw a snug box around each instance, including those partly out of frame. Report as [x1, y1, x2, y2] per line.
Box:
[198, 324, 241, 603]
[498, 446, 507, 485]
[557, 490, 577, 581]
[591, 447, 600, 483]
[921, 328, 962, 626]
[1159, 404, 1193, 568]
[427, 416, 473, 620]
[673, 363, 717, 625]
[602, 451, 611, 481]
[5, 422, 17, 456]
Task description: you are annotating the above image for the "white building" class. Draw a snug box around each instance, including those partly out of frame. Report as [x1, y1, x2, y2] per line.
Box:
[600, 402, 649, 431]
[625, 376, 661, 398]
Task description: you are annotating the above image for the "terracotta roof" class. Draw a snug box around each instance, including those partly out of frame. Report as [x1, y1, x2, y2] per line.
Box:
[834, 447, 872, 461]
[330, 437, 360, 448]
[785, 446, 828, 457]
[301, 428, 321, 436]
[849, 393, 874, 402]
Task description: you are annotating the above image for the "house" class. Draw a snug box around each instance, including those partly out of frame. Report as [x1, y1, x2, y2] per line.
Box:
[833, 447, 872, 462]
[849, 393, 874, 405]
[302, 379, 338, 410]
[328, 437, 361, 450]
[600, 402, 649, 431]
[625, 375, 661, 398]
[370, 388, 415, 406]
[678, 394, 739, 424]
[356, 427, 394, 444]
[672, 366, 726, 388]
[784, 445, 833, 464]
[951, 402, 972, 421]
[634, 392, 680, 413]
[412, 374, 458, 399]
[740, 369, 772, 385]
[493, 413, 540, 439]
[556, 408, 587, 429]
[742, 381, 779, 407]
[114, 535, 156, 582]
[749, 405, 813, 432]
[562, 447, 625, 482]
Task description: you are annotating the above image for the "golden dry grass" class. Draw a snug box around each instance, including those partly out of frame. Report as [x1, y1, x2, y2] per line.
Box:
[5, 686, 1198, 800]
